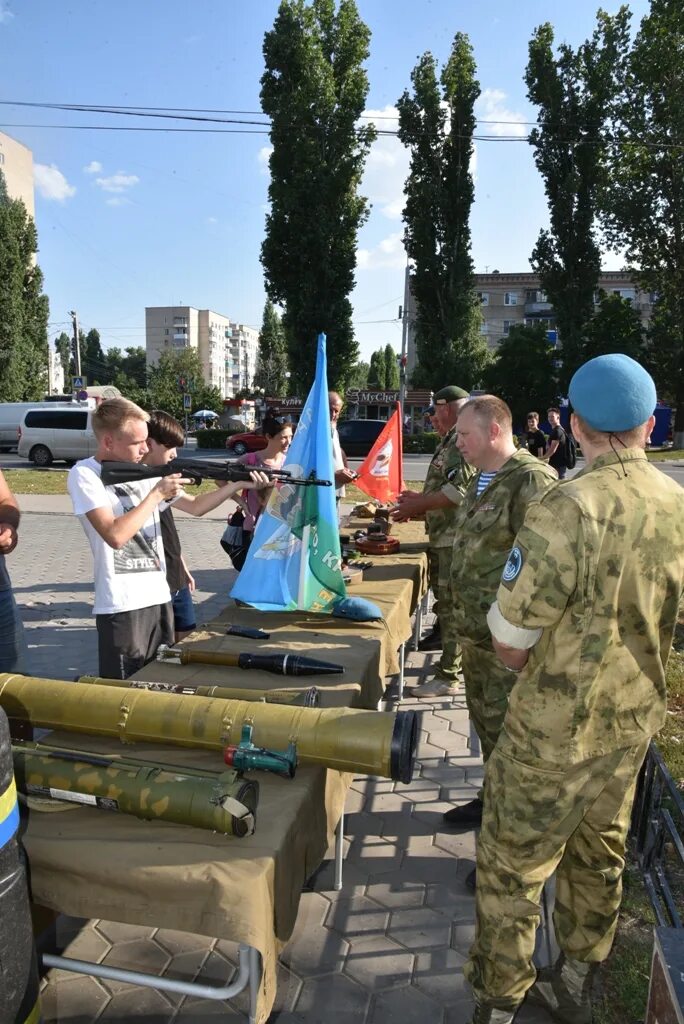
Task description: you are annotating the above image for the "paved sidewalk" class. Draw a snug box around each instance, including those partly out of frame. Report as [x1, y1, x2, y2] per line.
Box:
[7, 507, 554, 1023]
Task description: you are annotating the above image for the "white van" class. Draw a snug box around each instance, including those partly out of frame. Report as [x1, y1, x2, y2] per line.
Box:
[18, 407, 97, 466]
[0, 402, 61, 451]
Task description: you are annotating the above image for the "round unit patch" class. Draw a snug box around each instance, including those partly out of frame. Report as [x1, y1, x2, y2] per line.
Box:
[502, 546, 523, 583]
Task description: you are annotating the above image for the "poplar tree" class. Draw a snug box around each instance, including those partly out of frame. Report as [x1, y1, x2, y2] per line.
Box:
[0, 171, 49, 401]
[397, 34, 489, 389]
[260, 0, 375, 394]
[599, 0, 684, 446]
[253, 301, 289, 396]
[384, 343, 399, 389]
[525, 10, 629, 390]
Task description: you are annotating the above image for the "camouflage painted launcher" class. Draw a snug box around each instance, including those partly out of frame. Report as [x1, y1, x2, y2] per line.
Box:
[78, 675, 321, 707]
[0, 674, 419, 783]
[12, 742, 260, 837]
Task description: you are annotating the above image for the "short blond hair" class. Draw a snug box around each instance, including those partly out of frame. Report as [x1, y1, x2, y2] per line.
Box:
[92, 397, 149, 438]
[574, 414, 648, 449]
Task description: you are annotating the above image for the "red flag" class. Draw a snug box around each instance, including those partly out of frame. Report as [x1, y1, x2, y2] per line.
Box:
[354, 403, 406, 503]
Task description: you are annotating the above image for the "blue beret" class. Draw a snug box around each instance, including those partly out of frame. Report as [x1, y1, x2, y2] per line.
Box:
[569, 354, 656, 432]
[332, 597, 383, 622]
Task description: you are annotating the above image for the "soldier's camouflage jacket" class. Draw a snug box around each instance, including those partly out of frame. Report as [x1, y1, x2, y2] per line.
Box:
[450, 449, 557, 642]
[497, 449, 684, 764]
[424, 426, 475, 548]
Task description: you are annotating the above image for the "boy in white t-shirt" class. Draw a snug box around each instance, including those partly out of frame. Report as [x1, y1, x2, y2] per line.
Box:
[67, 397, 187, 678]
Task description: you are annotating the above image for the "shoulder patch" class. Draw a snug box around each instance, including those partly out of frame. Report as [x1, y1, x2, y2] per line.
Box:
[502, 546, 523, 584]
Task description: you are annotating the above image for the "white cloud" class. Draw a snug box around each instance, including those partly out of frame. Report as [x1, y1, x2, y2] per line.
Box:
[83, 160, 102, 174]
[357, 231, 406, 271]
[206, 216, 218, 224]
[258, 146, 273, 174]
[105, 196, 130, 207]
[0, 2, 14, 24]
[95, 172, 140, 194]
[34, 163, 76, 202]
[476, 88, 527, 138]
[361, 106, 408, 221]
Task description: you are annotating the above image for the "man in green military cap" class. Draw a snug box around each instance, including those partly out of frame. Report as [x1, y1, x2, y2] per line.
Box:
[443, 396, 557, 833]
[392, 385, 474, 696]
[464, 354, 684, 1024]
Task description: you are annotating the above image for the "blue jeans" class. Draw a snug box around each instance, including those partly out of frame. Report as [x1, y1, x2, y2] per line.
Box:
[0, 588, 29, 674]
[171, 585, 196, 633]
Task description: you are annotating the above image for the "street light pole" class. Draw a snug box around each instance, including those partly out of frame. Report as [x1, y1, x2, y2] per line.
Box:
[69, 310, 82, 378]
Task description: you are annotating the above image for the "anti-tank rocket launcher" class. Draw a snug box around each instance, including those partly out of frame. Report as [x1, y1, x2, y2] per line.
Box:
[156, 644, 344, 678]
[0, 674, 419, 783]
[100, 458, 332, 489]
[12, 725, 297, 837]
[78, 675, 322, 707]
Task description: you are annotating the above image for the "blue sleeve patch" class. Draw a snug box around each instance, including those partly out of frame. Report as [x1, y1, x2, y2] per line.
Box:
[502, 546, 523, 584]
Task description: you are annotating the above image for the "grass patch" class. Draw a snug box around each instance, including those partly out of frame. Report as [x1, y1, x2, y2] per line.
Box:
[4, 470, 425, 502]
[647, 448, 684, 462]
[593, 864, 655, 1024]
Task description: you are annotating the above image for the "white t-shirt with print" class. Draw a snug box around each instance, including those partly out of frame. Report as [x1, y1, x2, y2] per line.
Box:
[67, 457, 171, 616]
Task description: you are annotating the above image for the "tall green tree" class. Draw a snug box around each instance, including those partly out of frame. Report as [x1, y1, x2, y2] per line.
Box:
[384, 344, 399, 389]
[583, 291, 645, 364]
[82, 328, 105, 384]
[483, 323, 560, 430]
[260, 0, 375, 395]
[147, 349, 222, 422]
[397, 34, 481, 388]
[346, 360, 369, 389]
[0, 171, 49, 401]
[599, 0, 684, 446]
[525, 10, 630, 390]
[368, 349, 386, 388]
[253, 301, 289, 395]
[55, 332, 73, 382]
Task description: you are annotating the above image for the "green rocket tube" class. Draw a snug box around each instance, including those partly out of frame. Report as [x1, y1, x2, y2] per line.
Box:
[12, 743, 259, 837]
[0, 675, 418, 783]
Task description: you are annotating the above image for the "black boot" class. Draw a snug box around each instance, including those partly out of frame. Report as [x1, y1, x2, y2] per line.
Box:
[527, 954, 596, 1024]
[468, 1002, 517, 1023]
[443, 797, 484, 829]
[417, 625, 442, 651]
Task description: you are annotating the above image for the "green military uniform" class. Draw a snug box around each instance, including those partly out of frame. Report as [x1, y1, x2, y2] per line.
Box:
[423, 426, 474, 681]
[450, 449, 556, 759]
[465, 450, 684, 1013]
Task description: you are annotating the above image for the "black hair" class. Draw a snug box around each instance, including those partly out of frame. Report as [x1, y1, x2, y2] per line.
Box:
[262, 414, 293, 439]
[147, 410, 185, 448]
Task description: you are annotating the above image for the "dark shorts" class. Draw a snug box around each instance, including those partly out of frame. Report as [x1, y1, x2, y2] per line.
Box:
[171, 586, 196, 633]
[96, 602, 174, 679]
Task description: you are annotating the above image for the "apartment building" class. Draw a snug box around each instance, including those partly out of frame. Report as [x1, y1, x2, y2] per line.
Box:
[0, 131, 35, 219]
[146, 306, 257, 398]
[405, 268, 656, 372]
[226, 323, 259, 395]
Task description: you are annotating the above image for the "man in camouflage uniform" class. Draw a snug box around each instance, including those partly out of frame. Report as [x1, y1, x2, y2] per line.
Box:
[392, 385, 474, 697]
[464, 354, 684, 1024]
[444, 396, 557, 830]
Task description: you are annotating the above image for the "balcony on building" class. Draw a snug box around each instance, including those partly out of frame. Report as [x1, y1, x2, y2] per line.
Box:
[524, 289, 553, 317]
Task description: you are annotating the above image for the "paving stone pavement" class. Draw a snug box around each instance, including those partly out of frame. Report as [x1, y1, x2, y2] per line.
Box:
[7, 500, 555, 1023]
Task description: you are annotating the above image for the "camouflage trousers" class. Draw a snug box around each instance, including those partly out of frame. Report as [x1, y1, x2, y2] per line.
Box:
[428, 546, 461, 680]
[461, 642, 516, 763]
[464, 737, 650, 1011]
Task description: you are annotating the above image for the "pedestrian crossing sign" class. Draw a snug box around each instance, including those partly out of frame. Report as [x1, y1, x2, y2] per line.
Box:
[72, 376, 86, 389]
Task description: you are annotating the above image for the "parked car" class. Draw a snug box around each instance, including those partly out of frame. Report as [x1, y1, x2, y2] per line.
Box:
[336, 419, 386, 457]
[0, 402, 64, 452]
[225, 430, 267, 456]
[18, 407, 96, 466]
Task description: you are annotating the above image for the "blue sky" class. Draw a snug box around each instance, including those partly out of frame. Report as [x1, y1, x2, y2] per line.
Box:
[1, 0, 650, 364]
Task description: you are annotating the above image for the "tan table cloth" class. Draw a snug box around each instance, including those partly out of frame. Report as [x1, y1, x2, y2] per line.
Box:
[23, 523, 428, 1022]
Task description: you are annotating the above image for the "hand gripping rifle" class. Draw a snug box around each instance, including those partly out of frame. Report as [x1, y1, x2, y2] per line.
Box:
[100, 458, 332, 488]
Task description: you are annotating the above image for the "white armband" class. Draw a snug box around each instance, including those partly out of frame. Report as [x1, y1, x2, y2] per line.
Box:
[487, 601, 542, 650]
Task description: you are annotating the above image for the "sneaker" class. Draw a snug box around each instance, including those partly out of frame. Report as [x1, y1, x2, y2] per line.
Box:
[417, 628, 442, 651]
[411, 678, 459, 697]
[443, 797, 484, 828]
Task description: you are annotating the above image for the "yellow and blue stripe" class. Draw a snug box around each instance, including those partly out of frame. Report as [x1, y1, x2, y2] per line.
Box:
[0, 776, 19, 849]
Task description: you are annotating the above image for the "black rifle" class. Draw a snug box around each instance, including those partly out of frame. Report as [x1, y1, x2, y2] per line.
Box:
[100, 459, 332, 488]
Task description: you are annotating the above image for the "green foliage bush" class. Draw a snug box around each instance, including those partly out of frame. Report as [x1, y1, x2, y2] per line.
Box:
[404, 431, 440, 454]
[194, 429, 231, 449]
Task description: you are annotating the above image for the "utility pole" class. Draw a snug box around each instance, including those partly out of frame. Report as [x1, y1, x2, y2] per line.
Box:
[399, 263, 410, 422]
[69, 309, 82, 378]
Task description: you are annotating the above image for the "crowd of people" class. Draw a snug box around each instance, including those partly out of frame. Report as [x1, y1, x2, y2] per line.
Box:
[392, 354, 684, 1024]
[0, 355, 682, 1024]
